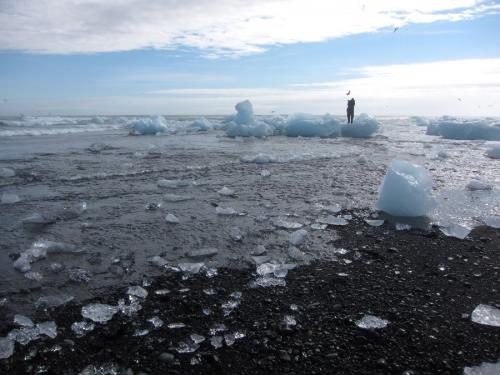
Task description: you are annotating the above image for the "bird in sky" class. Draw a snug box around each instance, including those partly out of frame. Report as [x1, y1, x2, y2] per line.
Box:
[393, 27, 399, 32]
[457, 98, 462, 101]
[346, 90, 351, 96]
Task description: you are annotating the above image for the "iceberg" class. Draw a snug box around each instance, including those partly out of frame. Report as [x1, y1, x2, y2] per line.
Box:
[433, 118, 500, 140]
[129, 115, 169, 135]
[426, 123, 441, 136]
[485, 142, 500, 159]
[341, 114, 379, 138]
[410, 116, 430, 127]
[225, 100, 274, 138]
[377, 160, 436, 217]
[285, 114, 341, 138]
[188, 117, 212, 132]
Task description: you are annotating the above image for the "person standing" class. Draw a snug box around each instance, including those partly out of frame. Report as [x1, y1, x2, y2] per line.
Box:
[347, 98, 355, 123]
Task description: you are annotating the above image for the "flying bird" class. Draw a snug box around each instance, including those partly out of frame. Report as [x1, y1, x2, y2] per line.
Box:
[457, 98, 462, 102]
[393, 27, 399, 33]
[346, 90, 351, 96]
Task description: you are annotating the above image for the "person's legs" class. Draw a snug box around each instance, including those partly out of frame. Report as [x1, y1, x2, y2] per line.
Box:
[346, 111, 350, 123]
[351, 112, 354, 123]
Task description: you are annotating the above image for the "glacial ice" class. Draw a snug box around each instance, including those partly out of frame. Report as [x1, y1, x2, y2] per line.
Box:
[189, 117, 212, 132]
[186, 248, 218, 259]
[165, 213, 179, 224]
[0, 337, 14, 359]
[260, 169, 272, 177]
[118, 296, 142, 316]
[210, 336, 224, 349]
[218, 186, 235, 196]
[273, 218, 303, 229]
[411, 116, 430, 127]
[8, 326, 40, 345]
[176, 341, 200, 353]
[163, 193, 193, 202]
[216, 206, 238, 216]
[14, 314, 34, 327]
[355, 314, 389, 329]
[288, 229, 308, 246]
[341, 114, 380, 138]
[377, 160, 436, 217]
[127, 286, 148, 299]
[440, 223, 471, 239]
[129, 116, 168, 135]
[81, 304, 118, 323]
[485, 142, 500, 159]
[484, 216, 500, 228]
[225, 100, 274, 138]
[158, 179, 192, 189]
[466, 180, 493, 191]
[36, 294, 74, 310]
[471, 304, 500, 327]
[71, 321, 96, 337]
[429, 118, 500, 140]
[36, 321, 57, 338]
[464, 360, 500, 375]
[79, 363, 120, 375]
[285, 114, 341, 138]
[178, 262, 205, 274]
[365, 219, 384, 227]
[148, 316, 164, 329]
[426, 123, 441, 136]
[240, 153, 276, 164]
[1, 193, 21, 204]
[21, 212, 55, 232]
[0, 167, 15, 178]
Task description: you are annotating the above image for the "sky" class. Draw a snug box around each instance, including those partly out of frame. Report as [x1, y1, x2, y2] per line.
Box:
[0, 0, 499, 116]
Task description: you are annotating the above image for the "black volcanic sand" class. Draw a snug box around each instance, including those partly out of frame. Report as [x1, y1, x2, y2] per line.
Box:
[1, 221, 499, 375]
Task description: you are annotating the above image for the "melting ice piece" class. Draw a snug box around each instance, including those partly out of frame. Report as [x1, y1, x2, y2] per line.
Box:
[21, 212, 55, 232]
[319, 215, 348, 226]
[365, 219, 384, 227]
[221, 298, 240, 316]
[209, 323, 227, 335]
[251, 277, 286, 288]
[210, 336, 224, 349]
[0, 167, 15, 178]
[273, 218, 303, 229]
[0, 337, 14, 359]
[260, 170, 271, 177]
[311, 223, 327, 230]
[133, 329, 149, 337]
[71, 321, 95, 337]
[1, 193, 21, 204]
[81, 304, 118, 323]
[127, 286, 148, 299]
[440, 223, 471, 239]
[150, 255, 168, 268]
[8, 326, 40, 345]
[288, 247, 307, 262]
[36, 321, 57, 338]
[163, 193, 193, 202]
[148, 316, 164, 329]
[205, 268, 218, 278]
[157, 179, 192, 189]
[484, 216, 500, 229]
[355, 314, 389, 329]
[485, 142, 500, 159]
[36, 294, 74, 310]
[176, 341, 199, 353]
[288, 229, 308, 246]
[252, 255, 270, 265]
[315, 203, 342, 214]
[240, 153, 276, 164]
[186, 248, 218, 259]
[283, 315, 297, 329]
[24, 271, 43, 281]
[118, 296, 142, 316]
[377, 160, 436, 217]
[230, 226, 243, 241]
[471, 304, 500, 327]
[466, 180, 493, 191]
[216, 206, 238, 216]
[218, 187, 235, 196]
[165, 213, 179, 224]
[155, 289, 171, 295]
[190, 334, 206, 344]
[178, 262, 205, 274]
[464, 359, 500, 375]
[257, 263, 291, 278]
[68, 267, 93, 282]
[396, 223, 411, 231]
[168, 323, 186, 329]
[79, 363, 120, 375]
[14, 314, 34, 327]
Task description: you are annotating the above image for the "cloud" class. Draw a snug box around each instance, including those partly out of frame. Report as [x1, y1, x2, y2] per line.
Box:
[0, 0, 498, 57]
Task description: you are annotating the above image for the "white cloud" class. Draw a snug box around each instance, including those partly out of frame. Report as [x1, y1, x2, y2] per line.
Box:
[0, 0, 498, 56]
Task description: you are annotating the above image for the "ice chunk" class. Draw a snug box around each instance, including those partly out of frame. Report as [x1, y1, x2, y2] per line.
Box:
[355, 314, 389, 329]
[288, 229, 308, 246]
[341, 114, 379, 138]
[168, 322, 186, 329]
[257, 263, 295, 278]
[283, 315, 297, 329]
[365, 219, 384, 227]
[260, 169, 272, 177]
[226, 121, 274, 138]
[36, 321, 57, 338]
[163, 193, 193, 202]
[150, 255, 168, 268]
[288, 246, 307, 261]
[165, 213, 179, 224]
[240, 153, 276, 164]
[8, 326, 40, 345]
[485, 142, 500, 159]
[251, 277, 287, 288]
[471, 304, 500, 327]
[22, 212, 55, 231]
[484, 216, 500, 229]
[318, 215, 348, 226]
[24, 271, 43, 281]
[440, 223, 471, 239]
[229, 226, 243, 241]
[36, 294, 74, 309]
[81, 304, 118, 323]
[178, 262, 205, 274]
[396, 223, 411, 231]
[1, 193, 21, 204]
[176, 341, 199, 353]
[436, 119, 500, 140]
[216, 206, 238, 216]
[210, 336, 224, 349]
[426, 123, 441, 136]
[79, 363, 120, 375]
[411, 116, 430, 127]
[127, 286, 148, 299]
[133, 329, 149, 337]
[286, 114, 341, 138]
[0, 167, 15, 178]
[190, 334, 206, 344]
[377, 160, 436, 217]
[157, 179, 191, 189]
[218, 186, 235, 196]
[186, 248, 218, 259]
[14, 314, 34, 327]
[466, 180, 492, 191]
[87, 143, 113, 153]
[464, 359, 500, 375]
[117, 296, 142, 316]
[311, 223, 327, 230]
[68, 267, 93, 282]
[129, 115, 168, 135]
[273, 218, 303, 229]
[315, 202, 342, 213]
[71, 321, 95, 337]
[39, 240, 80, 254]
[0, 337, 14, 359]
[189, 117, 212, 132]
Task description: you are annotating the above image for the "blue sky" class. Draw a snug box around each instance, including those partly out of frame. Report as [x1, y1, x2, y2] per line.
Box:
[0, 0, 499, 115]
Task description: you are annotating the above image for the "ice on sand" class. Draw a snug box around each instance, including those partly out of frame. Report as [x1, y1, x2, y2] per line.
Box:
[464, 360, 500, 375]
[14, 314, 34, 327]
[36, 321, 58, 338]
[216, 206, 238, 216]
[189, 117, 212, 132]
[165, 213, 179, 224]
[355, 314, 389, 329]
[148, 316, 164, 329]
[286, 114, 341, 138]
[377, 160, 436, 217]
[157, 179, 192, 189]
[186, 248, 218, 259]
[471, 304, 500, 327]
[218, 186, 235, 196]
[71, 321, 95, 337]
[8, 326, 40, 345]
[440, 223, 471, 239]
[36, 294, 74, 309]
[240, 153, 276, 164]
[433, 118, 500, 140]
[273, 218, 303, 229]
[81, 304, 118, 323]
[288, 229, 308, 246]
[466, 180, 493, 191]
[230, 226, 243, 241]
[341, 114, 380, 138]
[318, 215, 348, 226]
[1, 193, 21, 204]
[176, 341, 200, 353]
[0, 337, 14, 359]
[485, 142, 500, 159]
[164, 193, 193, 202]
[21, 212, 55, 231]
[365, 219, 384, 227]
[260, 169, 271, 177]
[178, 262, 205, 274]
[484, 216, 500, 229]
[127, 286, 148, 299]
[0, 167, 15, 178]
[130, 115, 168, 135]
[225, 100, 274, 138]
